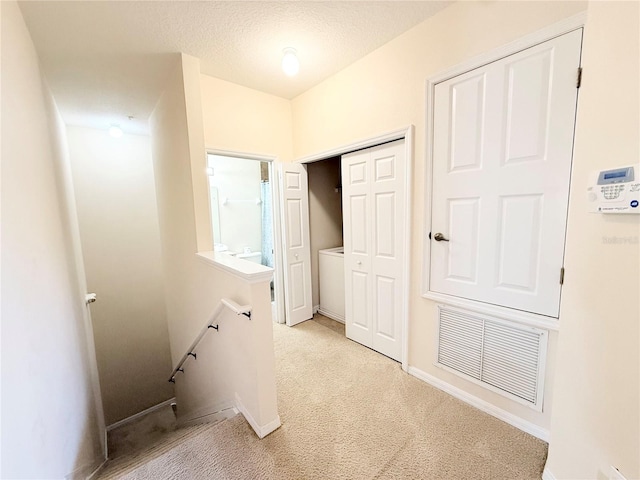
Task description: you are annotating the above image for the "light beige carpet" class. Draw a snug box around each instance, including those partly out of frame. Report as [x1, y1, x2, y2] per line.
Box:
[106, 316, 548, 479]
[98, 418, 216, 479]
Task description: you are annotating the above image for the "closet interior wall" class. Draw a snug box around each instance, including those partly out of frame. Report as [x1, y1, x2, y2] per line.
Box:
[307, 157, 343, 310]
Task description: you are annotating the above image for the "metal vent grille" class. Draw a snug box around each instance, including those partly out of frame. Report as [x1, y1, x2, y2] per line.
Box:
[438, 310, 483, 379]
[437, 306, 547, 407]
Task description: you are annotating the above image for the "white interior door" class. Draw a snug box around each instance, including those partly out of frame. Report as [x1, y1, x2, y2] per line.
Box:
[342, 149, 372, 348]
[429, 29, 582, 318]
[279, 163, 313, 326]
[343, 140, 405, 361]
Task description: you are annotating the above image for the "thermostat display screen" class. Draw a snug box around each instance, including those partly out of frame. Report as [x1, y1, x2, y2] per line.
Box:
[604, 171, 627, 180]
[598, 167, 634, 185]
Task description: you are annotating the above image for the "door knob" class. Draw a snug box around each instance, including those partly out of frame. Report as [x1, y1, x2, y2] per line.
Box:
[433, 233, 449, 242]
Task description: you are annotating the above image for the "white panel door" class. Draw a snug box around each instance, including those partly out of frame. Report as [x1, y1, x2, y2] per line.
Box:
[430, 29, 582, 318]
[343, 149, 373, 348]
[370, 141, 405, 360]
[280, 163, 313, 326]
[343, 140, 405, 361]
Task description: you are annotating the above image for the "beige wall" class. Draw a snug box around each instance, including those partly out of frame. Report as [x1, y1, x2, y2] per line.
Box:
[199, 71, 295, 328]
[200, 74, 293, 162]
[182, 55, 212, 253]
[174, 259, 278, 430]
[308, 158, 343, 308]
[289, 1, 640, 477]
[150, 55, 200, 362]
[545, 2, 640, 479]
[292, 0, 588, 433]
[1, 2, 104, 477]
[292, 1, 584, 159]
[199, 71, 341, 309]
[66, 126, 174, 425]
[150, 55, 278, 432]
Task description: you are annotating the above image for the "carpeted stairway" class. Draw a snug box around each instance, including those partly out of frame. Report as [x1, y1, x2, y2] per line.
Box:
[99, 316, 548, 479]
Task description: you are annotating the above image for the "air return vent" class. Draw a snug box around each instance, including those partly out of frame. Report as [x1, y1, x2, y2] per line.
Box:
[437, 305, 547, 410]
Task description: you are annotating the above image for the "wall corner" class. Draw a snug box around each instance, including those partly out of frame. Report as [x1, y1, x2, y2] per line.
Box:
[181, 53, 213, 252]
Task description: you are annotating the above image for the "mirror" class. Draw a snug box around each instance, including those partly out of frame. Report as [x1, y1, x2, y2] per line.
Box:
[209, 186, 222, 247]
[207, 154, 273, 269]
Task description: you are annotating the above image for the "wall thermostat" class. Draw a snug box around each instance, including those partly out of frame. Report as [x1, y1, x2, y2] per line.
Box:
[587, 165, 640, 214]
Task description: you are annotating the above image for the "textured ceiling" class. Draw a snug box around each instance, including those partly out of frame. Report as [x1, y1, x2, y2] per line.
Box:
[18, 1, 451, 135]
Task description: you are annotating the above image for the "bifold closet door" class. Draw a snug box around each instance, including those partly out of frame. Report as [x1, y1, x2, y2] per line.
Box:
[279, 162, 313, 326]
[342, 139, 405, 361]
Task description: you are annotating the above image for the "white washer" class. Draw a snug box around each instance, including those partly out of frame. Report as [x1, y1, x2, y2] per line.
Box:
[318, 247, 345, 323]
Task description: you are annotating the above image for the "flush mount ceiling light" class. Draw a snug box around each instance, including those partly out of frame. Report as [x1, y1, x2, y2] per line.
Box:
[281, 47, 299, 77]
[109, 124, 123, 138]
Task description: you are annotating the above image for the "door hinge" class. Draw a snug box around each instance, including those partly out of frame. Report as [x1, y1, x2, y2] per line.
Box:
[560, 267, 565, 285]
[576, 67, 583, 88]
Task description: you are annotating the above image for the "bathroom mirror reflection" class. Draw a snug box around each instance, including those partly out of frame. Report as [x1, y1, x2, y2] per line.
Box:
[210, 186, 221, 244]
[207, 154, 274, 269]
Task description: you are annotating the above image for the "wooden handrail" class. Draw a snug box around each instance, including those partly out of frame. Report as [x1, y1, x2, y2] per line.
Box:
[168, 298, 252, 383]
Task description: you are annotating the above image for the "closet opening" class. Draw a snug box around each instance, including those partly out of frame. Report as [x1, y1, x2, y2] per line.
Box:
[301, 136, 409, 355]
[278, 126, 412, 367]
[307, 156, 345, 333]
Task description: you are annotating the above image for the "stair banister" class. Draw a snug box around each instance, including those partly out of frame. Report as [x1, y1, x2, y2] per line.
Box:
[169, 298, 252, 383]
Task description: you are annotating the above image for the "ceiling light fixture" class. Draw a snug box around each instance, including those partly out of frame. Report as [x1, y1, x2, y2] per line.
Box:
[281, 47, 299, 77]
[109, 125, 123, 138]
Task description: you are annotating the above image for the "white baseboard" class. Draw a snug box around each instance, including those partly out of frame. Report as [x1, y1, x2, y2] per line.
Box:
[542, 467, 557, 480]
[85, 459, 108, 480]
[407, 366, 549, 442]
[106, 397, 176, 431]
[234, 392, 281, 439]
[313, 304, 320, 314]
[317, 308, 345, 324]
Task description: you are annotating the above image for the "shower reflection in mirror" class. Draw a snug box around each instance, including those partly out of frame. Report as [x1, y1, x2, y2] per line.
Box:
[207, 153, 275, 299]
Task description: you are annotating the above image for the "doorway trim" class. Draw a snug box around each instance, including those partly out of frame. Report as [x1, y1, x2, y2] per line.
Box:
[421, 12, 586, 332]
[295, 125, 414, 372]
[205, 148, 286, 325]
